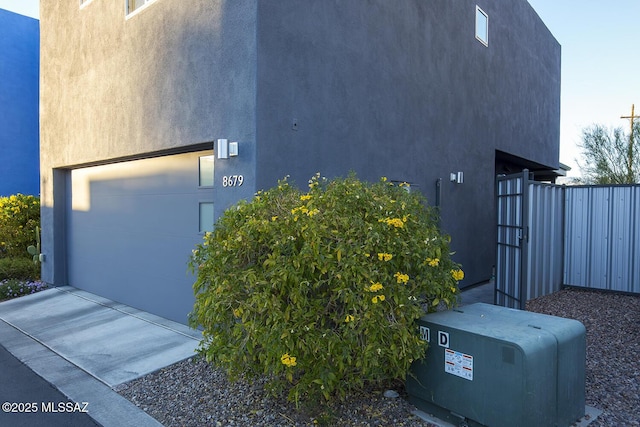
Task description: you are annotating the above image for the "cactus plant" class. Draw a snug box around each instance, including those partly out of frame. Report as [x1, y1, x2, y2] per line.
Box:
[26, 226, 41, 265]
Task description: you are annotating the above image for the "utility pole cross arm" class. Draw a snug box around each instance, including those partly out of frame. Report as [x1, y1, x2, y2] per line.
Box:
[621, 104, 638, 183]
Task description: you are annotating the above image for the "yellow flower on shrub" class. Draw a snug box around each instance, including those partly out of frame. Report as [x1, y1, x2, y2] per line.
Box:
[394, 272, 409, 284]
[380, 218, 405, 228]
[281, 353, 297, 367]
[300, 194, 312, 201]
[377, 252, 393, 262]
[451, 269, 465, 281]
[369, 282, 384, 292]
[291, 206, 309, 215]
[345, 314, 355, 323]
[426, 257, 439, 267]
[371, 295, 386, 304]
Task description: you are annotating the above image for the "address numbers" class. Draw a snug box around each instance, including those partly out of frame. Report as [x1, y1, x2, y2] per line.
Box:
[222, 175, 244, 187]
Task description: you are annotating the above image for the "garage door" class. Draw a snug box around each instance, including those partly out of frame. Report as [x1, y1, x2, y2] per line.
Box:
[67, 150, 214, 324]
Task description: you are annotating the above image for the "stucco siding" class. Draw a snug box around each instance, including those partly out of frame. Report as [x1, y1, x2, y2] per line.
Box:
[40, 0, 560, 318]
[254, 0, 560, 285]
[40, 0, 258, 283]
[40, 0, 257, 165]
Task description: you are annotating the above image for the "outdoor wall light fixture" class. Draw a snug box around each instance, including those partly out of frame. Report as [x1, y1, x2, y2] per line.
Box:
[229, 141, 238, 157]
[450, 171, 464, 184]
[216, 139, 239, 159]
[216, 139, 228, 159]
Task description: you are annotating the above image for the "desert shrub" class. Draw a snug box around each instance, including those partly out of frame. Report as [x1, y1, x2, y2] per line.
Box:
[0, 257, 40, 280]
[189, 174, 463, 404]
[0, 194, 40, 259]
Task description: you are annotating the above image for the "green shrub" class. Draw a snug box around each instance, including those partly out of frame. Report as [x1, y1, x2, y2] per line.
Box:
[189, 174, 463, 404]
[0, 194, 40, 259]
[0, 257, 40, 280]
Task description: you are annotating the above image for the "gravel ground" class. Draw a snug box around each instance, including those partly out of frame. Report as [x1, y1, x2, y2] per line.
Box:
[527, 288, 640, 427]
[116, 288, 639, 426]
[114, 361, 432, 427]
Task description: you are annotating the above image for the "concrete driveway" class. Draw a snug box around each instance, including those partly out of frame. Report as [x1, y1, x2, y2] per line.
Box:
[0, 286, 201, 426]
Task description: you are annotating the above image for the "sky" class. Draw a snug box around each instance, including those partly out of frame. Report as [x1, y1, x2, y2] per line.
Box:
[0, 0, 38, 20]
[1, 0, 638, 180]
[526, 0, 640, 179]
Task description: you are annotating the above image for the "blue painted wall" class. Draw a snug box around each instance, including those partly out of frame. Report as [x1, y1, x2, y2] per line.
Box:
[0, 9, 40, 196]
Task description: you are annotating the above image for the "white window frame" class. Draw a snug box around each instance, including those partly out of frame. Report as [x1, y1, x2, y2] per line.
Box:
[125, 0, 156, 18]
[475, 6, 489, 47]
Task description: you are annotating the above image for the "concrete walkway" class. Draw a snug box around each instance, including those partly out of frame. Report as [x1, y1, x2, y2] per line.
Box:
[0, 286, 201, 427]
[459, 281, 494, 306]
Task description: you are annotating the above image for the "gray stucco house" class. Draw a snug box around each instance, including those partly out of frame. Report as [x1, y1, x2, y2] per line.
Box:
[40, 0, 560, 324]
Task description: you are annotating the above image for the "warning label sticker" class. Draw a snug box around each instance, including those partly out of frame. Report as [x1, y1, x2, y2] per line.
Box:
[444, 349, 474, 381]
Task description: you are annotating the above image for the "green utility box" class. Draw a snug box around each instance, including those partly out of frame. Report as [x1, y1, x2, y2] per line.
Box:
[407, 303, 586, 427]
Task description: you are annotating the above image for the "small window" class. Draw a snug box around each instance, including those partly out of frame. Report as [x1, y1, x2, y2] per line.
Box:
[199, 202, 214, 233]
[199, 155, 214, 187]
[80, 0, 94, 7]
[126, 0, 155, 16]
[475, 6, 489, 47]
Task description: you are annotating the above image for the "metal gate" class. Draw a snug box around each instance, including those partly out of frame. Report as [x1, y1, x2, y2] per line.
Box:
[496, 172, 639, 309]
[495, 170, 568, 309]
[495, 172, 530, 309]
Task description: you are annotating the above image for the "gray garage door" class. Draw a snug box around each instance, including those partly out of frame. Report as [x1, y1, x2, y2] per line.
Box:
[67, 150, 214, 324]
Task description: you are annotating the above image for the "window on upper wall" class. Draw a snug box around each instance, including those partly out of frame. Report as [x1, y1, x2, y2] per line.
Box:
[199, 155, 214, 187]
[80, 0, 94, 7]
[475, 6, 489, 47]
[126, 0, 155, 16]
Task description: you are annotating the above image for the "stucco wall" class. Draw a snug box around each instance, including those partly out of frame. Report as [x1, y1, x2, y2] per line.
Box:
[254, 0, 560, 285]
[41, 0, 560, 293]
[0, 10, 39, 197]
[40, 0, 258, 283]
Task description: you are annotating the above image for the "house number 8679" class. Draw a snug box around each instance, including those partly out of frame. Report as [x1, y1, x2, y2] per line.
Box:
[222, 175, 244, 187]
